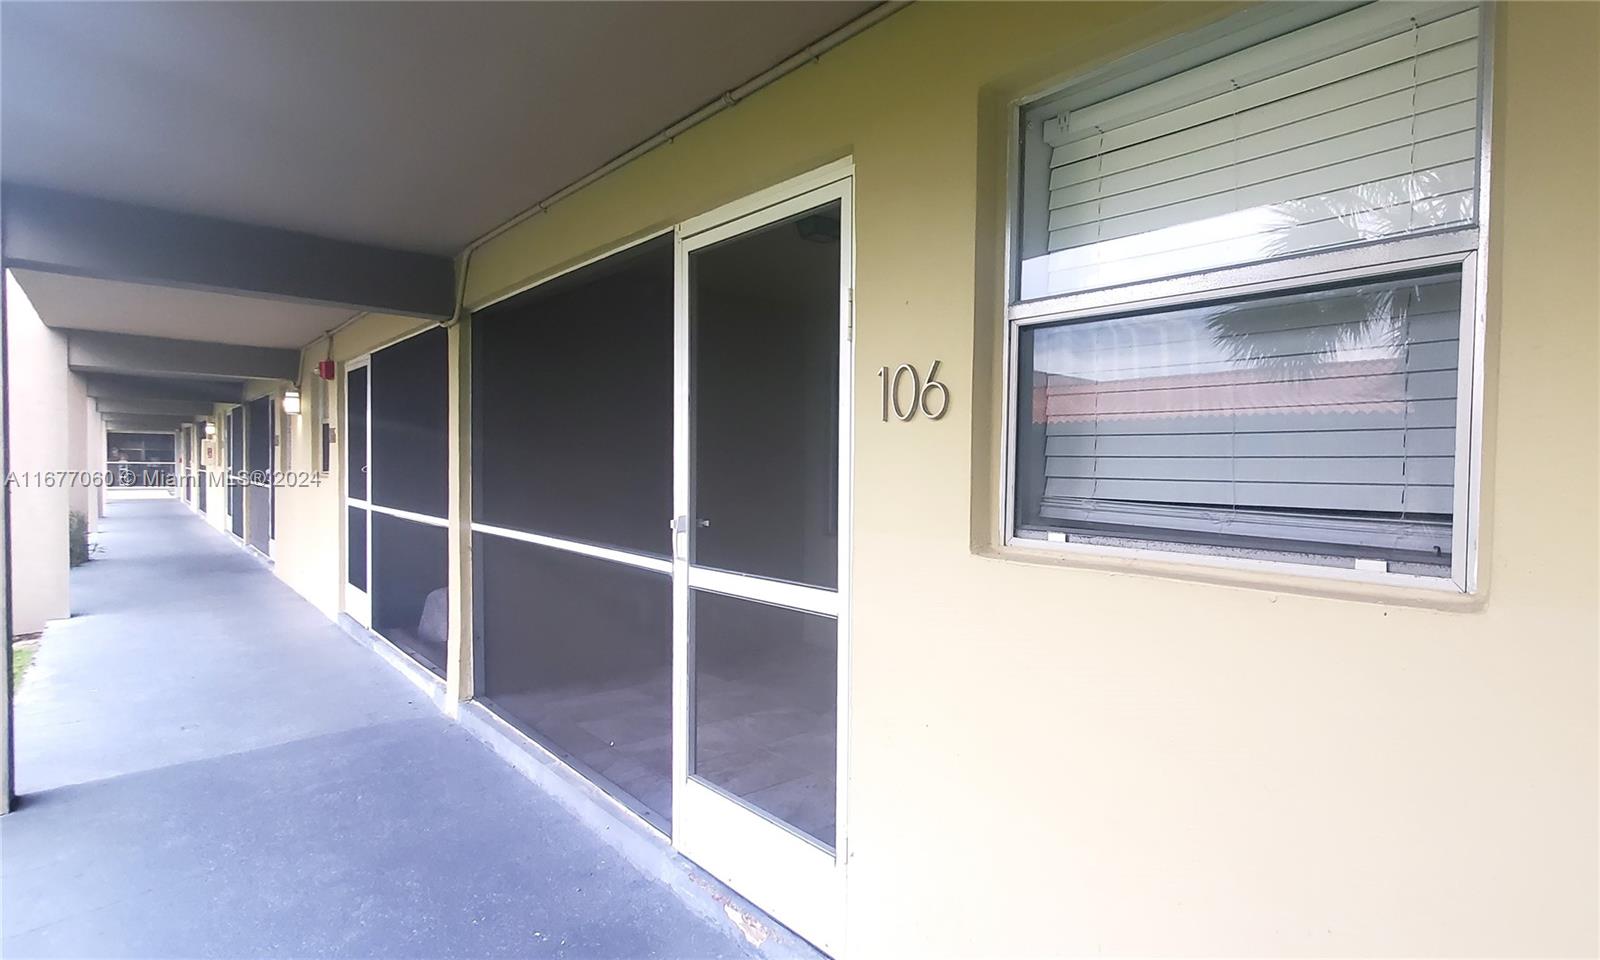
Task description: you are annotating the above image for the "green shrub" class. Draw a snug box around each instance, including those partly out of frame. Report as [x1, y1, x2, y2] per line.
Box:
[69, 511, 90, 567]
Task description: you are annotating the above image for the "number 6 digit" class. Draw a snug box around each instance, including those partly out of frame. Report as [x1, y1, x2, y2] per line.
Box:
[920, 359, 950, 420]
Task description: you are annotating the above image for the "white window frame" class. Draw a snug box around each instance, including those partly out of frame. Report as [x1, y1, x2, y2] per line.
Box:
[1000, 2, 1495, 594]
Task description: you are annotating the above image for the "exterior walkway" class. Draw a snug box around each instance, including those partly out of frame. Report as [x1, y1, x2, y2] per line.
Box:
[1, 497, 767, 959]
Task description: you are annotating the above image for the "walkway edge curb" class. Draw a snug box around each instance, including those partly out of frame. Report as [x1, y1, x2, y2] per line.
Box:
[335, 615, 454, 715]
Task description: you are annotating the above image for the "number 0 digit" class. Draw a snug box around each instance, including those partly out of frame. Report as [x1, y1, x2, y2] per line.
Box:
[891, 363, 919, 421]
[920, 359, 950, 420]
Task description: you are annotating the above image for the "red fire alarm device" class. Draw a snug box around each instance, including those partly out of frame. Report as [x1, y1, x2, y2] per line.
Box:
[317, 359, 336, 380]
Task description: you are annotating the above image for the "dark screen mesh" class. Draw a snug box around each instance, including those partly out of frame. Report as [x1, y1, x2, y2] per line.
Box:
[247, 484, 271, 553]
[472, 235, 672, 556]
[229, 482, 245, 537]
[477, 533, 672, 828]
[689, 201, 841, 588]
[227, 409, 244, 474]
[371, 328, 448, 518]
[227, 408, 245, 537]
[245, 397, 273, 552]
[246, 396, 271, 473]
[347, 506, 367, 590]
[346, 365, 368, 500]
[372, 511, 448, 677]
[691, 589, 837, 848]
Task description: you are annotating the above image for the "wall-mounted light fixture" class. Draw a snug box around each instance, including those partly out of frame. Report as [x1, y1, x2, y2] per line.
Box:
[203, 420, 217, 438]
[283, 389, 301, 416]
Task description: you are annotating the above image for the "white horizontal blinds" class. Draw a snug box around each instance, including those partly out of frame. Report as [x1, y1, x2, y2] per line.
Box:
[1024, 274, 1460, 559]
[1034, 2, 1480, 296]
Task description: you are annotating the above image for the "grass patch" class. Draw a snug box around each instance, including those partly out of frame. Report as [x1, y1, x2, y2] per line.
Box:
[11, 635, 40, 691]
[70, 511, 92, 566]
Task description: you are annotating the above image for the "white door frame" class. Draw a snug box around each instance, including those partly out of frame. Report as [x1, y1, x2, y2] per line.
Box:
[344, 356, 372, 626]
[180, 424, 193, 505]
[225, 406, 243, 540]
[266, 396, 277, 557]
[670, 161, 854, 954]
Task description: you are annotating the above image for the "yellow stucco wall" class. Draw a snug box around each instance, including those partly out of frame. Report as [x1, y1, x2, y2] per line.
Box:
[266, 2, 1597, 955]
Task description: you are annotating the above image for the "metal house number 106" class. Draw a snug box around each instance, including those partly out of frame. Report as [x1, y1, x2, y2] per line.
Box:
[877, 360, 950, 422]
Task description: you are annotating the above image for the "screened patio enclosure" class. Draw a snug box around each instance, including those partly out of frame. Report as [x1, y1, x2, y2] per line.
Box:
[345, 327, 450, 677]
[105, 431, 175, 489]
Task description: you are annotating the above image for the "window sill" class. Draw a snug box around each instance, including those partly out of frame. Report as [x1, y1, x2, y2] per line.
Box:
[979, 535, 1484, 613]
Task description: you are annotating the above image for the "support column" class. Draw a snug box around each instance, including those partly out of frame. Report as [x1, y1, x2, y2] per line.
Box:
[3, 274, 70, 636]
[90, 412, 107, 529]
[67, 374, 90, 530]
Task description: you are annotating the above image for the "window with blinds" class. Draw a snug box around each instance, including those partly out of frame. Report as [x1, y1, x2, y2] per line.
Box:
[1012, 272, 1462, 572]
[1006, 1, 1487, 583]
[1015, 1, 1484, 302]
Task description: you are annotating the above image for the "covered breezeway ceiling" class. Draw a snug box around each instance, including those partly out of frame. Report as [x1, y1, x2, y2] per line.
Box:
[9, 269, 356, 350]
[1, 1, 876, 255]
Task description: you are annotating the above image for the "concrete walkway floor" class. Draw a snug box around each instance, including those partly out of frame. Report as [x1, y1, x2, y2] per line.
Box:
[1, 497, 775, 959]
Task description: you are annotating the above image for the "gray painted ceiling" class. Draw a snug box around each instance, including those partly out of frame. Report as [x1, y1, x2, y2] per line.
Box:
[10, 269, 357, 349]
[1, 0, 874, 255]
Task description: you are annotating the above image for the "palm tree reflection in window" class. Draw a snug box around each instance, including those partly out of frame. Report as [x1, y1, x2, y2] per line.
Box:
[1030, 168, 1474, 297]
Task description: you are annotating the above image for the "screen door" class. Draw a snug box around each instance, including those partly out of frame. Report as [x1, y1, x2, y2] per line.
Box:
[672, 171, 852, 953]
[227, 407, 245, 539]
[245, 395, 273, 556]
[344, 359, 371, 626]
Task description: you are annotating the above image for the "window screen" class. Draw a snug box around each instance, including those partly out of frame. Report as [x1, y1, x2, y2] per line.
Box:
[106, 431, 178, 487]
[347, 505, 367, 591]
[347, 365, 368, 500]
[471, 236, 675, 829]
[227, 407, 245, 538]
[371, 327, 448, 518]
[473, 235, 672, 556]
[689, 203, 841, 589]
[227, 408, 244, 473]
[246, 396, 271, 474]
[372, 511, 448, 677]
[245, 396, 273, 552]
[247, 483, 272, 554]
[1013, 272, 1460, 570]
[476, 535, 672, 829]
[690, 589, 837, 848]
[1017, 1, 1482, 300]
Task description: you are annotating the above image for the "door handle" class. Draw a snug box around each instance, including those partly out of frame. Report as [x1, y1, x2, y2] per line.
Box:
[671, 515, 689, 561]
